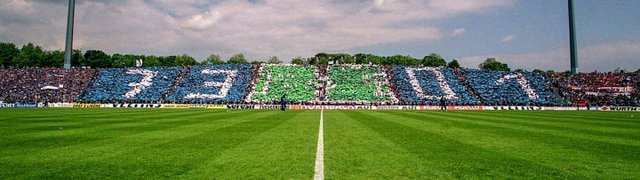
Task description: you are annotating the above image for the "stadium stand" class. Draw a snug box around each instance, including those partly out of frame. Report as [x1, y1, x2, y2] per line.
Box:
[166, 64, 253, 104]
[82, 67, 181, 103]
[392, 66, 480, 105]
[246, 64, 320, 103]
[0, 67, 94, 103]
[326, 65, 398, 103]
[548, 72, 640, 106]
[463, 69, 562, 105]
[2, 65, 639, 106]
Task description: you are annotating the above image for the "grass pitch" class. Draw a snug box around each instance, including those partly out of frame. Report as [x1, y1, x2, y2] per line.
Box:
[1, 109, 639, 179]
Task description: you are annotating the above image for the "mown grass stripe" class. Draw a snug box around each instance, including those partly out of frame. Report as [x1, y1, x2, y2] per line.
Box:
[464, 111, 640, 129]
[43, 111, 297, 179]
[391, 111, 640, 146]
[374, 110, 640, 178]
[433, 111, 640, 140]
[340, 110, 584, 179]
[323, 110, 429, 179]
[0, 109, 246, 157]
[3, 110, 283, 178]
[178, 110, 316, 179]
[488, 110, 640, 124]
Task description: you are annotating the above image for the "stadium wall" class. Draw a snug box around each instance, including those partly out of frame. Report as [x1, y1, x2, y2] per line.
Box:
[5, 102, 639, 111]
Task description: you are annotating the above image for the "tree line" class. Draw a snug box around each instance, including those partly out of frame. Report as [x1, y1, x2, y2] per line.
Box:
[0, 41, 577, 72]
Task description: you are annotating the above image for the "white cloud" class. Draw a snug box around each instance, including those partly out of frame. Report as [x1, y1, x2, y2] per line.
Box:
[460, 40, 640, 72]
[0, 0, 515, 61]
[501, 35, 516, 42]
[451, 28, 466, 37]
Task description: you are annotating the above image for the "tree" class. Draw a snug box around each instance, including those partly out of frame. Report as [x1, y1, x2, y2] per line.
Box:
[334, 54, 354, 64]
[0, 42, 19, 67]
[12, 43, 45, 67]
[267, 56, 282, 64]
[175, 54, 197, 66]
[71, 50, 85, 67]
[388, 55, 419, 66]
[43, 50, 64, 67]
[422, 53, 446, 67]
[250, 60, 264, 64]
[228, 54, 248, 64]
[84, 50, 111, 68]
[112, 54, 144, 68]
[159, 56, 177, 66]
[315, 53, 329, 64]
[532, 69, 545, 74]
[636, 68, 640, 73]
[205, 54, 224, 65]
[110, 54, 123, 67]
[318, 57, 330, 65]
[354, 53, 381, 64]
[291, 56, 305, 65]
[143, 55, 161, 67]
[306, 57, 317, 65]
[447, 59, 461, 69]
[479, 58, 510, 71]
[381, 56, 393, 65]
[365, 54, 383, 65]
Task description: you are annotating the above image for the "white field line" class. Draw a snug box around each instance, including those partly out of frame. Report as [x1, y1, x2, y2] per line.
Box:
[313, 109, 325, 180]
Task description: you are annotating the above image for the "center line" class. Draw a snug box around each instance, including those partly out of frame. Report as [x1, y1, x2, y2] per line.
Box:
[313, 109, 325, 180]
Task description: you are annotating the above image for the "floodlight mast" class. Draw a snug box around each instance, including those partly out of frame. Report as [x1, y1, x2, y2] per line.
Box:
[569, 0, 578, 74]
[63, 0, 75, 69]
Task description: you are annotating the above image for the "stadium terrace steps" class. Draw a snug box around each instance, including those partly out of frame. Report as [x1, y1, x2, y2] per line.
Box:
[463, 69, 563, 106]
[246, 64, 320, 103]
[165, 65, 253, 104]
[326, 65, 398, 103]
[82, 67, 181, 103]
[0, 67, 94, 103]
[392, 66, 479, 105]
[454, 68, 483, 104]
[1, 65, 638, 106]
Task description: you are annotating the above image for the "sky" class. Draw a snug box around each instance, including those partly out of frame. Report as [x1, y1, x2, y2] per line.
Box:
[0, 0, 639, 72]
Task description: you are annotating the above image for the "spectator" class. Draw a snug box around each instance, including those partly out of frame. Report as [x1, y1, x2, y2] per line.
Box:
[166, 64, 253, 104]
[464, 69, 562, 106]
[547, 72, 639, 106]
[392, 66, 479, 105]
[82, 67, 180, 103]
[326, 64, 398, 104]
[0, 67, 94, 103]
[247, 64, 319, 104]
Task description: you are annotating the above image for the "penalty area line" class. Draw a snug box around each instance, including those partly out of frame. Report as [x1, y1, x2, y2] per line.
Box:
[313, 109, 324, 180]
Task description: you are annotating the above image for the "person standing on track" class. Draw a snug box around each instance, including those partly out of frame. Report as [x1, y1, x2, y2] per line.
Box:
[440, 96, 447, 111]
[280, 95, 287, 111]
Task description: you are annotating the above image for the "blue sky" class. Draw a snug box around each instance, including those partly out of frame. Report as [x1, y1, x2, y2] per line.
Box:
[0, 0, 638, 71]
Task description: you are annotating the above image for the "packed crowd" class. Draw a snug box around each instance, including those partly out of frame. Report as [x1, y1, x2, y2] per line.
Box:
[166, 65, 253, 104]
[0, 67, 94, 103]
[464, 69, 563, 106]
[548, 72, 640, 106]
[247, 64, 319, 104]
[392, 66, 479, 105]
[82, 67, 181, 103]
[326, 65, 397, 103]
[1, 65, 639, 106]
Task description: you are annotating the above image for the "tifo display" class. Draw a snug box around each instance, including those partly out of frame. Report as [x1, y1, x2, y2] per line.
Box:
[0, 65, 638, 107]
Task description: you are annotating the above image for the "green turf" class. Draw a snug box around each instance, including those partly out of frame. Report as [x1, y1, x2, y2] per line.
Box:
[325, 110, 640, 179]
[0, 109, 319, 179]
[1, 109, 639, 179]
